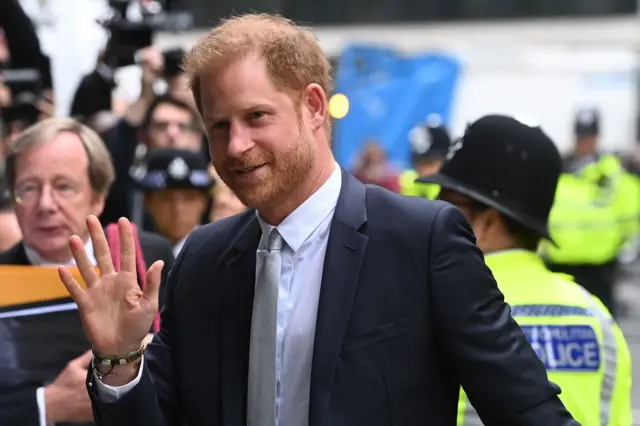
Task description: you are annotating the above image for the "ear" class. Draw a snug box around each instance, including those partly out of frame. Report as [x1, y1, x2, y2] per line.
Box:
[483, 208, 505, 236]
[302, 83, 327, 131]
[91, 193, 106, 218]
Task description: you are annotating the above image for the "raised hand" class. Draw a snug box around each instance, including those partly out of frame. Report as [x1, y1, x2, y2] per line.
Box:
[58, 215, 164, 359]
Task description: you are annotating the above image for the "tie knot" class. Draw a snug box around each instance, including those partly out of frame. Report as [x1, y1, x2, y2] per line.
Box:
[266, 229, 283, 251]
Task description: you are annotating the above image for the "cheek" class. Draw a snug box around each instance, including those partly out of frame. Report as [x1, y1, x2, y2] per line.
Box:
[208, 137, 227, 161]
[63, 197, 98, 230]
[14, 205, 33, 229]
[150, 205, 172, 224]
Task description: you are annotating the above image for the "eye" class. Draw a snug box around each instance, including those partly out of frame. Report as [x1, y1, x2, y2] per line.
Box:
[20, 184, 38, 193]
[211, 121, 230, 131]
[56, 183, 73, 191]
[249, 111, 266, 120]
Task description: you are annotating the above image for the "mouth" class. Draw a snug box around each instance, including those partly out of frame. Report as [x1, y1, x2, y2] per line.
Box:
[37, 226, 65, 234]
[232, 164, 266, 175]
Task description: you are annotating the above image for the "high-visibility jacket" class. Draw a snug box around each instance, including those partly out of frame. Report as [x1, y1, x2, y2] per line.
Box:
[458, 250, 632, 426]
[540, 155, 640, 265]
[398, 169, 440, 200]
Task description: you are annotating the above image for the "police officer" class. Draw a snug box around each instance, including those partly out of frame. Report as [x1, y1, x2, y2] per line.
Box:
[416, 115, 632, 426]
[398, 114, 450, 199]
[564, 107, 601, 173]
[541, 107, 640, 316]
[132, 148, 214, 258]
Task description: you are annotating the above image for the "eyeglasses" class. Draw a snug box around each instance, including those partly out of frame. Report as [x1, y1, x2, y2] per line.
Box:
[14, 182, 81, 206]
[149, 120, 197, 134]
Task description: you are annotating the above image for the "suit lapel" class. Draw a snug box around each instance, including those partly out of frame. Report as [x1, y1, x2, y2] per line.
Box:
[310, 171, 369, 426]
[1, 242, 32, 265]
[220, 216, 262, 426]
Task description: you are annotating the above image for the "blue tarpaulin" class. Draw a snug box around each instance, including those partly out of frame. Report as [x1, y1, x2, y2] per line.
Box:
[332, 44, 462, 170]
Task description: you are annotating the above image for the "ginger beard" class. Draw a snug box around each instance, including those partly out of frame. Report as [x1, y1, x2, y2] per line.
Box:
[214, 120, 316, 209]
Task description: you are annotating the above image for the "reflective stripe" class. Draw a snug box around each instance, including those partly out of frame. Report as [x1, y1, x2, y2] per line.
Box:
[462, 294, 618, 426]
[462, 395, 483, 426]
[579, 288, 618, 426]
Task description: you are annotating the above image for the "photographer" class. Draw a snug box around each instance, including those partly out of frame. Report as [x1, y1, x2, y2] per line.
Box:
[0, 0, 54, 139]
[97, 45, 206, 227]
[0, 0, 53, 92]
[0, 159, 20, 251]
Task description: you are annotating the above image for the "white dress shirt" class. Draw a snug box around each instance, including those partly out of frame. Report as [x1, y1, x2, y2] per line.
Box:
[25, 240, 97, 426]
[172, 227, 197, 258]
[95, 164, 343, 426]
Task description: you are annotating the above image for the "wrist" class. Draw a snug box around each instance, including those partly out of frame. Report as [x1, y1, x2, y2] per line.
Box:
[92, 342, 143, 359]
[96, 358, 142, 387]
[43, 384, 64, 423]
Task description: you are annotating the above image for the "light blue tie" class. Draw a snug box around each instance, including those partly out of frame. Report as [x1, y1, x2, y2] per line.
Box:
[247, 228, 283, 426]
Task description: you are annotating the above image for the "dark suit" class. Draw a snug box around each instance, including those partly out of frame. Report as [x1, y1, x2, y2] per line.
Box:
[0, 231, 174, 426]
[88, 170, 578, 426]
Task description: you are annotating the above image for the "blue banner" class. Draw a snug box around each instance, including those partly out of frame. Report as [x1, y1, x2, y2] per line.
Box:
[332, 44, 462, 170]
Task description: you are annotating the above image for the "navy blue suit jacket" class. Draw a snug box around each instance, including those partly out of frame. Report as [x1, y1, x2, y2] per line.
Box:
[88, 170, 579, 426]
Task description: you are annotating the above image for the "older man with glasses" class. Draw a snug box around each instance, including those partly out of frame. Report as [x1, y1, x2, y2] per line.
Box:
[0, 117, 174, 426]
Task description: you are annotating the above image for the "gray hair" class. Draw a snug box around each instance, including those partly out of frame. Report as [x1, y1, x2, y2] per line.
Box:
[5, 117, 115, 196]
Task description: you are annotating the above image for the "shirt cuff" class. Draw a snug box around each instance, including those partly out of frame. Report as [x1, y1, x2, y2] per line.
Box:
[36, 387, 48, 426]
[93, 356, 144, 402]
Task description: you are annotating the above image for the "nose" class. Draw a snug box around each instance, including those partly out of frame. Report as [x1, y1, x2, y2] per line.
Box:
[37, 186, 58, 212]
[226, 124, 255, 158]
[166, 123, 182, 139]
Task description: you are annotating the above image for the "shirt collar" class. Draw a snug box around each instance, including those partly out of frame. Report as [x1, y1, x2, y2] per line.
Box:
[257, 163, 342, 252]
[173, 227, 197, 258]
[24, 238, 97, 267]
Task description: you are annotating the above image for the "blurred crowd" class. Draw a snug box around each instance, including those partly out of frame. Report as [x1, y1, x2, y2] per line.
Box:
[0, 0, 249, 261]
[0, 0, 640, 424]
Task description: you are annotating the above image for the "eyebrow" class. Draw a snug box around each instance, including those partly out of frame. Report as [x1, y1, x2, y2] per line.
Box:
[15, 174, 78, 185]
[205, 103, 276, 121]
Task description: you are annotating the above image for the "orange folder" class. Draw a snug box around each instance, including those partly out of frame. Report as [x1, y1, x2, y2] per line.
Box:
[0, 265, 89, 308]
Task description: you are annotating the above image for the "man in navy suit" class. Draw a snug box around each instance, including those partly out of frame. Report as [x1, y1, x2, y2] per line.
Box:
[58, 13, 580, 426]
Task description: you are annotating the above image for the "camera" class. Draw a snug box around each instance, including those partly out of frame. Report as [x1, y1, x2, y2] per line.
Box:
[162, 47, 186, 79]
[101, 0, 193, 69]
[0, 68, 43, 129]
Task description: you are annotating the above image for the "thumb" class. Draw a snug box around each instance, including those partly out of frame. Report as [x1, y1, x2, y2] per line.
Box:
[141, 260, 164, 310]
[74, 350, 94, 369]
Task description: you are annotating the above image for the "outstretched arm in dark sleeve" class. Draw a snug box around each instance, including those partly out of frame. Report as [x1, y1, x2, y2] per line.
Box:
[429, 204, 580, 426]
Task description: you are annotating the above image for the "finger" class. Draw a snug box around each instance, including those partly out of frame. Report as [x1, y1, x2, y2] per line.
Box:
[118, 217, 136, 274]
[58, 267, 88, 306]
[86, 215, 115, 275]
[73, 350, 94, 369]
[69, 235, 98, 287]
[141, 260, 164, 309]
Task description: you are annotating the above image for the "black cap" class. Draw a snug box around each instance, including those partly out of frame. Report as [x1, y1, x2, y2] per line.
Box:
[574, 107, 599, 137]
[416, 115, 562, 242]
[131, 148, 214, 192]
[409, 114, 451, 162]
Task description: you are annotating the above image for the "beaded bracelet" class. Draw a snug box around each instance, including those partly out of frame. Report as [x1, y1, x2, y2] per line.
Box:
[92, 345, 146, 378]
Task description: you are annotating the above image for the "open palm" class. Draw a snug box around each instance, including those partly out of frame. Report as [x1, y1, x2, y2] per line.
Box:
[58, 216, 164, 357]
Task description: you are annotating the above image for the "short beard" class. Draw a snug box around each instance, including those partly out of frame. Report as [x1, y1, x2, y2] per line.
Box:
[217, 129, 315, 210]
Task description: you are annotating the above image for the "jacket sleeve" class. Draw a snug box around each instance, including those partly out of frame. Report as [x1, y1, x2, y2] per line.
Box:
[0, 0, 52, 89]
[428, 204, 580, 426]
[0, 386, 40, 426]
